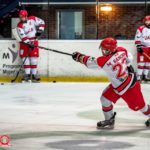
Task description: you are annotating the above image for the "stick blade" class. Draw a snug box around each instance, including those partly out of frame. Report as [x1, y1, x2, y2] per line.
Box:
[11, 80, 15, 83]
[12, 28, 22, 42]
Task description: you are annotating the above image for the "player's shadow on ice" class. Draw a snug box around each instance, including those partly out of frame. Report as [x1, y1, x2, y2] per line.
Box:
[10, 127, 149, 140]
[46, 139, 134, 150]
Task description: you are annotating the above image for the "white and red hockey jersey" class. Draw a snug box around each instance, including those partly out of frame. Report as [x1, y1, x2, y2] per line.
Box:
[83, 47, 135, 95]
[135, 25, 150, 47]
[17, 16, 45, 43]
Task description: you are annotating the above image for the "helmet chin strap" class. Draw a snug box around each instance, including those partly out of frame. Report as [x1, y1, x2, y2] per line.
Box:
[20, 18, 27, 23]
[145, 24, 150, 28]
[102, 49, 112, 56]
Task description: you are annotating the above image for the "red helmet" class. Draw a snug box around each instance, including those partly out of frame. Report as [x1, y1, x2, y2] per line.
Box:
[19, 10, 28, 18]
[143, 15, 150, 22]
[100, 37, 117, 55]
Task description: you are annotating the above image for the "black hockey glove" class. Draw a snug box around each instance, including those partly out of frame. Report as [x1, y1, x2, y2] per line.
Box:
[36, 29, 43, 38]
[127, 65, 137, 83]
[72, 52, 85, 63]
[127, 65, 135, 74]
[137, 45, 143, 54]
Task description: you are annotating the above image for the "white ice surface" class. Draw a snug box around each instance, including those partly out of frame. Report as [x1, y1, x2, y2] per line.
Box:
[0, 82, 150, 150]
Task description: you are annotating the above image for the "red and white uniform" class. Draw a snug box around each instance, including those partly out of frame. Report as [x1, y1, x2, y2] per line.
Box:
[85, 47, 135, 95]
[17, 16, 45, 76]
[135, 25, 150, 63]
[17, 16, 45, 58]
[135, 26, 150, 80]
[81, 47, 150, 120]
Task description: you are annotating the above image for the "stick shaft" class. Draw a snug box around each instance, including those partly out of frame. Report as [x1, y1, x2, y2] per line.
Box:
[21, 42, 72, 56]
[143, 52, 150, 61]
[12, 28, 72, 56]
[11, 47, 33, 83]
[38, 46, 72, 56]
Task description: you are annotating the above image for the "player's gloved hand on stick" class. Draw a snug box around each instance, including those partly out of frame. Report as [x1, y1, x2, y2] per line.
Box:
[72, 52, 85, 62]
[36, 29, 43, 38]
[137, 45, 143, 54]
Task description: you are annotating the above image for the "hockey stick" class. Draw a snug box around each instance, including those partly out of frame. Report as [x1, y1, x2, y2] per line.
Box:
[11, 28, 36, 83]
[11, 28, 72, 83]
[11, 47, 33, 83]
[32, 45, 72, 56]
[12, 28, 72, 56]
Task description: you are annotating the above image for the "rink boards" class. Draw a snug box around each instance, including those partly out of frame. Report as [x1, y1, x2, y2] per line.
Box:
[0, 40, 137, 82]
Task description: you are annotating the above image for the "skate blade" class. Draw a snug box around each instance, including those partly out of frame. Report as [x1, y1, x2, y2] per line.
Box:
[97, 125, 114, 130]
[141, 80, 150, 84]
[22, 80, 32, 83]
[31, 80, 40, 83]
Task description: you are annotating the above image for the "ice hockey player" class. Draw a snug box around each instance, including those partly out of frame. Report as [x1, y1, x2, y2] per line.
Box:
[72, 37, 150, 129]
[135, 15, 150, 82]
[17, 10, 45, 82]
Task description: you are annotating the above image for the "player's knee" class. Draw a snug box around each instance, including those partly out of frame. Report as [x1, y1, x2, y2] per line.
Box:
[30, 57, 38, 65]
[100, 96, 112, 108]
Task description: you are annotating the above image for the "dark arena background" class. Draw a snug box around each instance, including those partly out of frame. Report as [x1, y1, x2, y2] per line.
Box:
[0, 0, 150, 150]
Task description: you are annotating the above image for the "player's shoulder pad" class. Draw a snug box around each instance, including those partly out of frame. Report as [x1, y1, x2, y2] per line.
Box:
[137, 25, 145, 33]
[17, 21, 23, 28]
[28, 16, 36, 21]
[97, 55, 113, 68]
[116, 47, 128, 57]
[17, 22, 23, 28]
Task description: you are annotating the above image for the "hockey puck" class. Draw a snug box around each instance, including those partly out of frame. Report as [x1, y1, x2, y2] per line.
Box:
[53, 81, 56, 83]
[1, 83, 4, 85]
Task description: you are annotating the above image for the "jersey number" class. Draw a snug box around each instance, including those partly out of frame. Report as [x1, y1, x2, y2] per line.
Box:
[112, 58, 127, 78]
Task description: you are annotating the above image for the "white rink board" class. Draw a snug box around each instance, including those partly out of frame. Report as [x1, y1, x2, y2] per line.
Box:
[0, 40, 137, 77]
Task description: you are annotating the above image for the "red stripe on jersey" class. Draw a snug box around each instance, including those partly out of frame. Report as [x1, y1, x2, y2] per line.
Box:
[138, 66, 145, 69]
[22, 37, 29, 41]
[83, 56, 90, 65]
[30, 65, 37, 68]
[28, 37, 36, 40]
[102, 104, 113, 112]
[144, 66, 150, 69]
[23, 65, 31, 68]
[115, 75, 132, 93]
[22, 37, 36, 41]
[39, 24, 45, 27]
[135, 41, 141, 45]
[143, 105, 150, 115]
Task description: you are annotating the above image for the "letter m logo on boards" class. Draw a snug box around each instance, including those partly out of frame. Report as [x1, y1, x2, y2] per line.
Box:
[3, 53, 10, 59]
[2, 44, 18, 63]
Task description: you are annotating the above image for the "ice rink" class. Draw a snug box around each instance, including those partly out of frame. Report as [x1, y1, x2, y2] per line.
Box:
[0, 82, 150, 150]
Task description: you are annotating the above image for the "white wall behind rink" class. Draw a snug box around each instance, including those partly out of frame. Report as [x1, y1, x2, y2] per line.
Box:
[0, 40, 137, 77]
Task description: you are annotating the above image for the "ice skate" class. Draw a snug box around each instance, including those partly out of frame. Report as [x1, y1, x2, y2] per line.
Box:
[145, 118, 150, 127]
[142, 75, 150, 83]
[97, 112, 116, 129]
[22, 74, 31, 83]
[31, 75, 41, 83]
